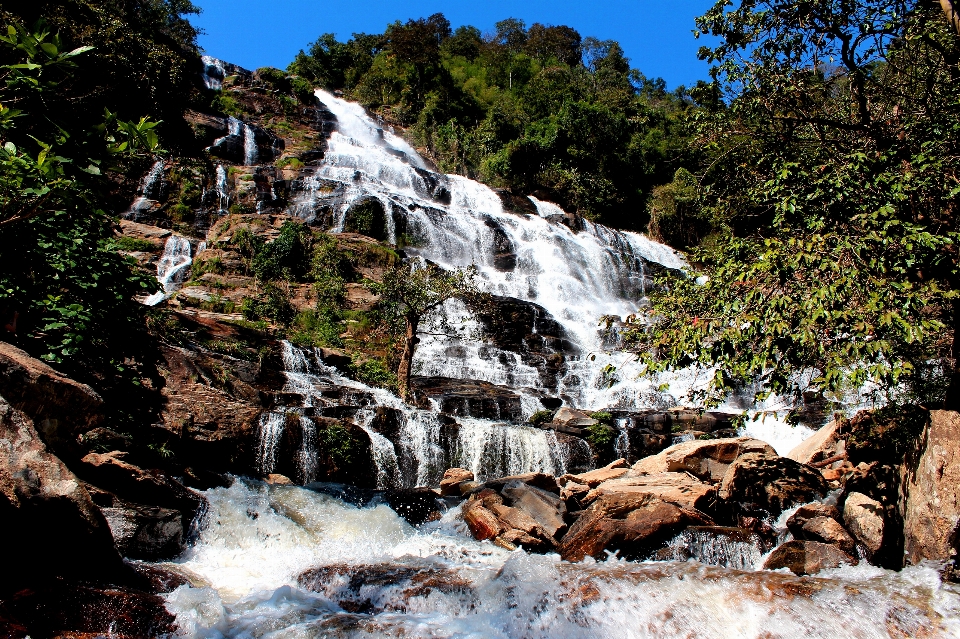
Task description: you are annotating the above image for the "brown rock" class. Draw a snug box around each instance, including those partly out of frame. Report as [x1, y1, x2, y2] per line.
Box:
[787, 502, 842, 525]
[763, 540, 857, 575]
[0, 342, 104, 453]
[489, 504, 549, 540]
[561, 480, 590, 504]
[501, 481, 567, 539]
[786, 418, 845, 466]
[551, 407, 598, 428]
[843, 491, 885, 555]
[558, 492, 713, 562]
[0, 395, 126, 595]
[462, 500, 502, 541]
[266, 473, 293, 485]
[797, 517, 857, 555]
[719, 452, 828, 514]
[560, 458, 629, 487]
[584, 472, 717, 513]
[440, 468, 474, 496]
[484, 472, 560, 494]
[633, 437, 776, 483]
[903, 410, 960, 568]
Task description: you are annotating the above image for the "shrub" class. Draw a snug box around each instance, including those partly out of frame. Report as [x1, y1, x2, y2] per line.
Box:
[586, 422, 615, 448]
[241, 283, 295, 325]
[111, 236, 156, 252]
[589, 411, 612, 424]
[252, 221, 313, 282]
[528, 409, 555, 426]
[289, 309, 343, 348]
[351, 357, 397, 390]
[276, 156, 305, 170]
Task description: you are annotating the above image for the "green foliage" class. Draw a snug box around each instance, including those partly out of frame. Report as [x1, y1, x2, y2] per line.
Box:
[631, 0, 960, 410]
[288, 15, 706, 228]
[589, 411, 612, 424]
[241, 283, 295, 326]
[586, 422, 615, 448]
[647, 168, 708, 249]
[211, 92, 243, 117]
[321, 420, 356, 467]
[310, 232, 346, 308]
[343, 199, 388, 240]
[351, 357, 397, 389]
[276, 156, 305, 170]
[290, 308, 343, 348]
[527, 409, 555, 426]
[252, 221, 313, 282]
[191, 255, 224, 279]
[110, 236, 156, 252]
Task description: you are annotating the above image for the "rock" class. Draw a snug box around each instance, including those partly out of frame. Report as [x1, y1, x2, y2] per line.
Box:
[787, 418, 845, 466]
[551, 407, 598, 428]
[0, 342, 104, 455]
[462, 498, 503, 541]
[560, 480, 590, 504]
[439, 468, 474, 496]
[411, 377, 523, 422]
[558, 492, 713, 562]
[0, 395, 126, 595]
[461, 487, 559, 551]
[903, 410, 960, 570]
[762, 540, 857, 575]
[318, 347, 352, 370]
[384, 488, 443, 526]
[584, 472, 718, 514]
[790, 515, 856, 555]
[559, 459, 629, 487]
[4, 580, 177, 638]
[77, 450, 205, 530]
[719, 452, 828, 515]
[501, 481, 567, 540]
[786, 502, 842, 525]
[101, 503, 184, 560]
[265, 473, 293, 485]
[483, 472, 560, 494]
[633, 437, 776, 484]
[843, 491, 885, 555]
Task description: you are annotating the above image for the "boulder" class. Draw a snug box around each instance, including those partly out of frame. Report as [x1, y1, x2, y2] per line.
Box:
[788, 515, 856, 555]
[843, 491, 885, 555]
[559, 458, 629, 487]
[461, 487, 561, 551]
[584, 472, 717, 514]
[787, 418, 845, 466]
[903, 410, 960, 569]
[0, 395, 126, 594]
[501, 480, 567, 539]
[483, 472, 560, 495]
[551, 407, 598, 429]
[77, 451, 204, 529]
[101, 503, 184, 560]
[411, 377, 523, 421]
[787, 502, 842, 524]
[633, 437, 776, 484]
[0, 342, 104, 454]
[384, 488, 444, 526]
[439, 468, 474, 496]
[719, 452, 828, 514]
[762, 540, 857, 575]
[558, 492, 713, 562]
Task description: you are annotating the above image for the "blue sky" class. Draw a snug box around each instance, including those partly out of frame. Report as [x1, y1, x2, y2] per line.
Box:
[191, 1, 718, 90]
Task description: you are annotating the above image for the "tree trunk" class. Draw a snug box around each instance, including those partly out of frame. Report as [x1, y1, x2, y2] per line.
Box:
[397, 317, 419, 403]
[941, 0, 960, 36]
[946, 298, 960, 411]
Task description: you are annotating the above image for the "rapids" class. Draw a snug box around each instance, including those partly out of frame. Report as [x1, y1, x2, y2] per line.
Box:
[157, 479, 960, 638]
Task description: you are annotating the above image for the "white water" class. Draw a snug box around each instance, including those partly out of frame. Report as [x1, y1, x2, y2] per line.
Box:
[215, 164, 229, 213]
[160, 479, 960, 638]
[201, 55, 226, 91]
[144, 235, 195, 306]
[284, 88, 829, 454]
[124, 159, 165, 219]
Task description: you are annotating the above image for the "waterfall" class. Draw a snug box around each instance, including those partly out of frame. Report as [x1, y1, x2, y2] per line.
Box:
[143, 235, 194, 306]
[663, 528, 765, 571]
[215, 164, 229, 213]
[242, 121, 258, 166]
[452, 418, 566, 481]
[255, 412, 286, 475]
[201, 55, 226, 91]
[124, 159, 165, 219]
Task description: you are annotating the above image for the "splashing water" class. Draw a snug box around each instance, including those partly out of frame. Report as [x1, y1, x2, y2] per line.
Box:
[160, 479, 960, 638]
[144, 235, 195, 306]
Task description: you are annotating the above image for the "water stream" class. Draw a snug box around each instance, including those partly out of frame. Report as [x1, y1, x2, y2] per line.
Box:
[144, 235, 198, 306]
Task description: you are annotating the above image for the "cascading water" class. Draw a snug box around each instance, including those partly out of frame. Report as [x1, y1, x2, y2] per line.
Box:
[215, 164, 229, 213]
[144, 235, 195, 306]
[124, 159, 165, 220]
[158, 480, 960, 638]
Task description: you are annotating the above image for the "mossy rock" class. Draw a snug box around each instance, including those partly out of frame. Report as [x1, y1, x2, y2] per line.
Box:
[343, 198, 389, 242]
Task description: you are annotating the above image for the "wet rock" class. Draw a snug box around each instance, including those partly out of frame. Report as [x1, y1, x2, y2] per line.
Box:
[385, 488, 444, 526]
[4, 580, 177, 639]
[411, 376, 523, 422]
[101, 502, 184, 560]
[77, 450, 205, 530]
[552, 407, 598, 428]
[762, 540, 857, 575]
[843, 491, 885, 555]
[0, 395, 126, 595]
[559, 458, 629, 487]
[789, 515, 856, 555]
[786, 502, 842, 526]
[0, 342, 104, 456]
[633, 437, 777, 484]
[439, 468, 474, 496]
[483, 472, 560, 495]
[462, 495, 504, 541]
[558, 492, 713, 562]
[719, 453, 828, 515]
[501, 480, 567, 539]
[584, 471, 718, 514]
[787, 418, 846, 466]
[317, 347, 352, 370]
[461, 487, 559, 551]
[128, 563, 191, 594]
[265, 473, 293, 485]
[494, 188, 537, 216]
[903, 410, 960, 571]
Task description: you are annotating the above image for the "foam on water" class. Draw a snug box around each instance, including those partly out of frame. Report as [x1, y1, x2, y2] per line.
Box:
[144, 235, 195, 306]
[161, 479, 960, 638]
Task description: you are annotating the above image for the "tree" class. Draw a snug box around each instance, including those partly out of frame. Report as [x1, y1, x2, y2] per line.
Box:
[630, 0, 960, 412]
[365, 262, 482, 401]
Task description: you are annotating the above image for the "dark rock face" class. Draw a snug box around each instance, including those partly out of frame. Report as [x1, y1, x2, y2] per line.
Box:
[762, 540, 857, 575]
[719, 452, 828, 515]
[0, 342, 104, 458]
[493, 188, 537, 216]
[208, 117, 284, 165]
[343, 198, 389, 241]
[265, 413, 377, 488]
[4, 580, 178, 639]
[558, 492, 713, 562]
[412, 376, 523, 422]
[100, 503, 184, 561]
[384, 488, 445, 526]
[0, 396, 127, 595]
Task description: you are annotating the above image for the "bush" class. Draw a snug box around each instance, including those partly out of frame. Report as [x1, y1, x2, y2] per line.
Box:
[110, 236, 156, 252]
[589, 411, 612, 424]
[586, 422, 615, 448]
[528, 409, 555, 426]
[322, 420, 355, 468]
[252, 221, 313, 282]
[289, 308, 343, 348]
[241, 283, 295, 325]
[351, 357, 396, 390]
[291, 77, 316, 104]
